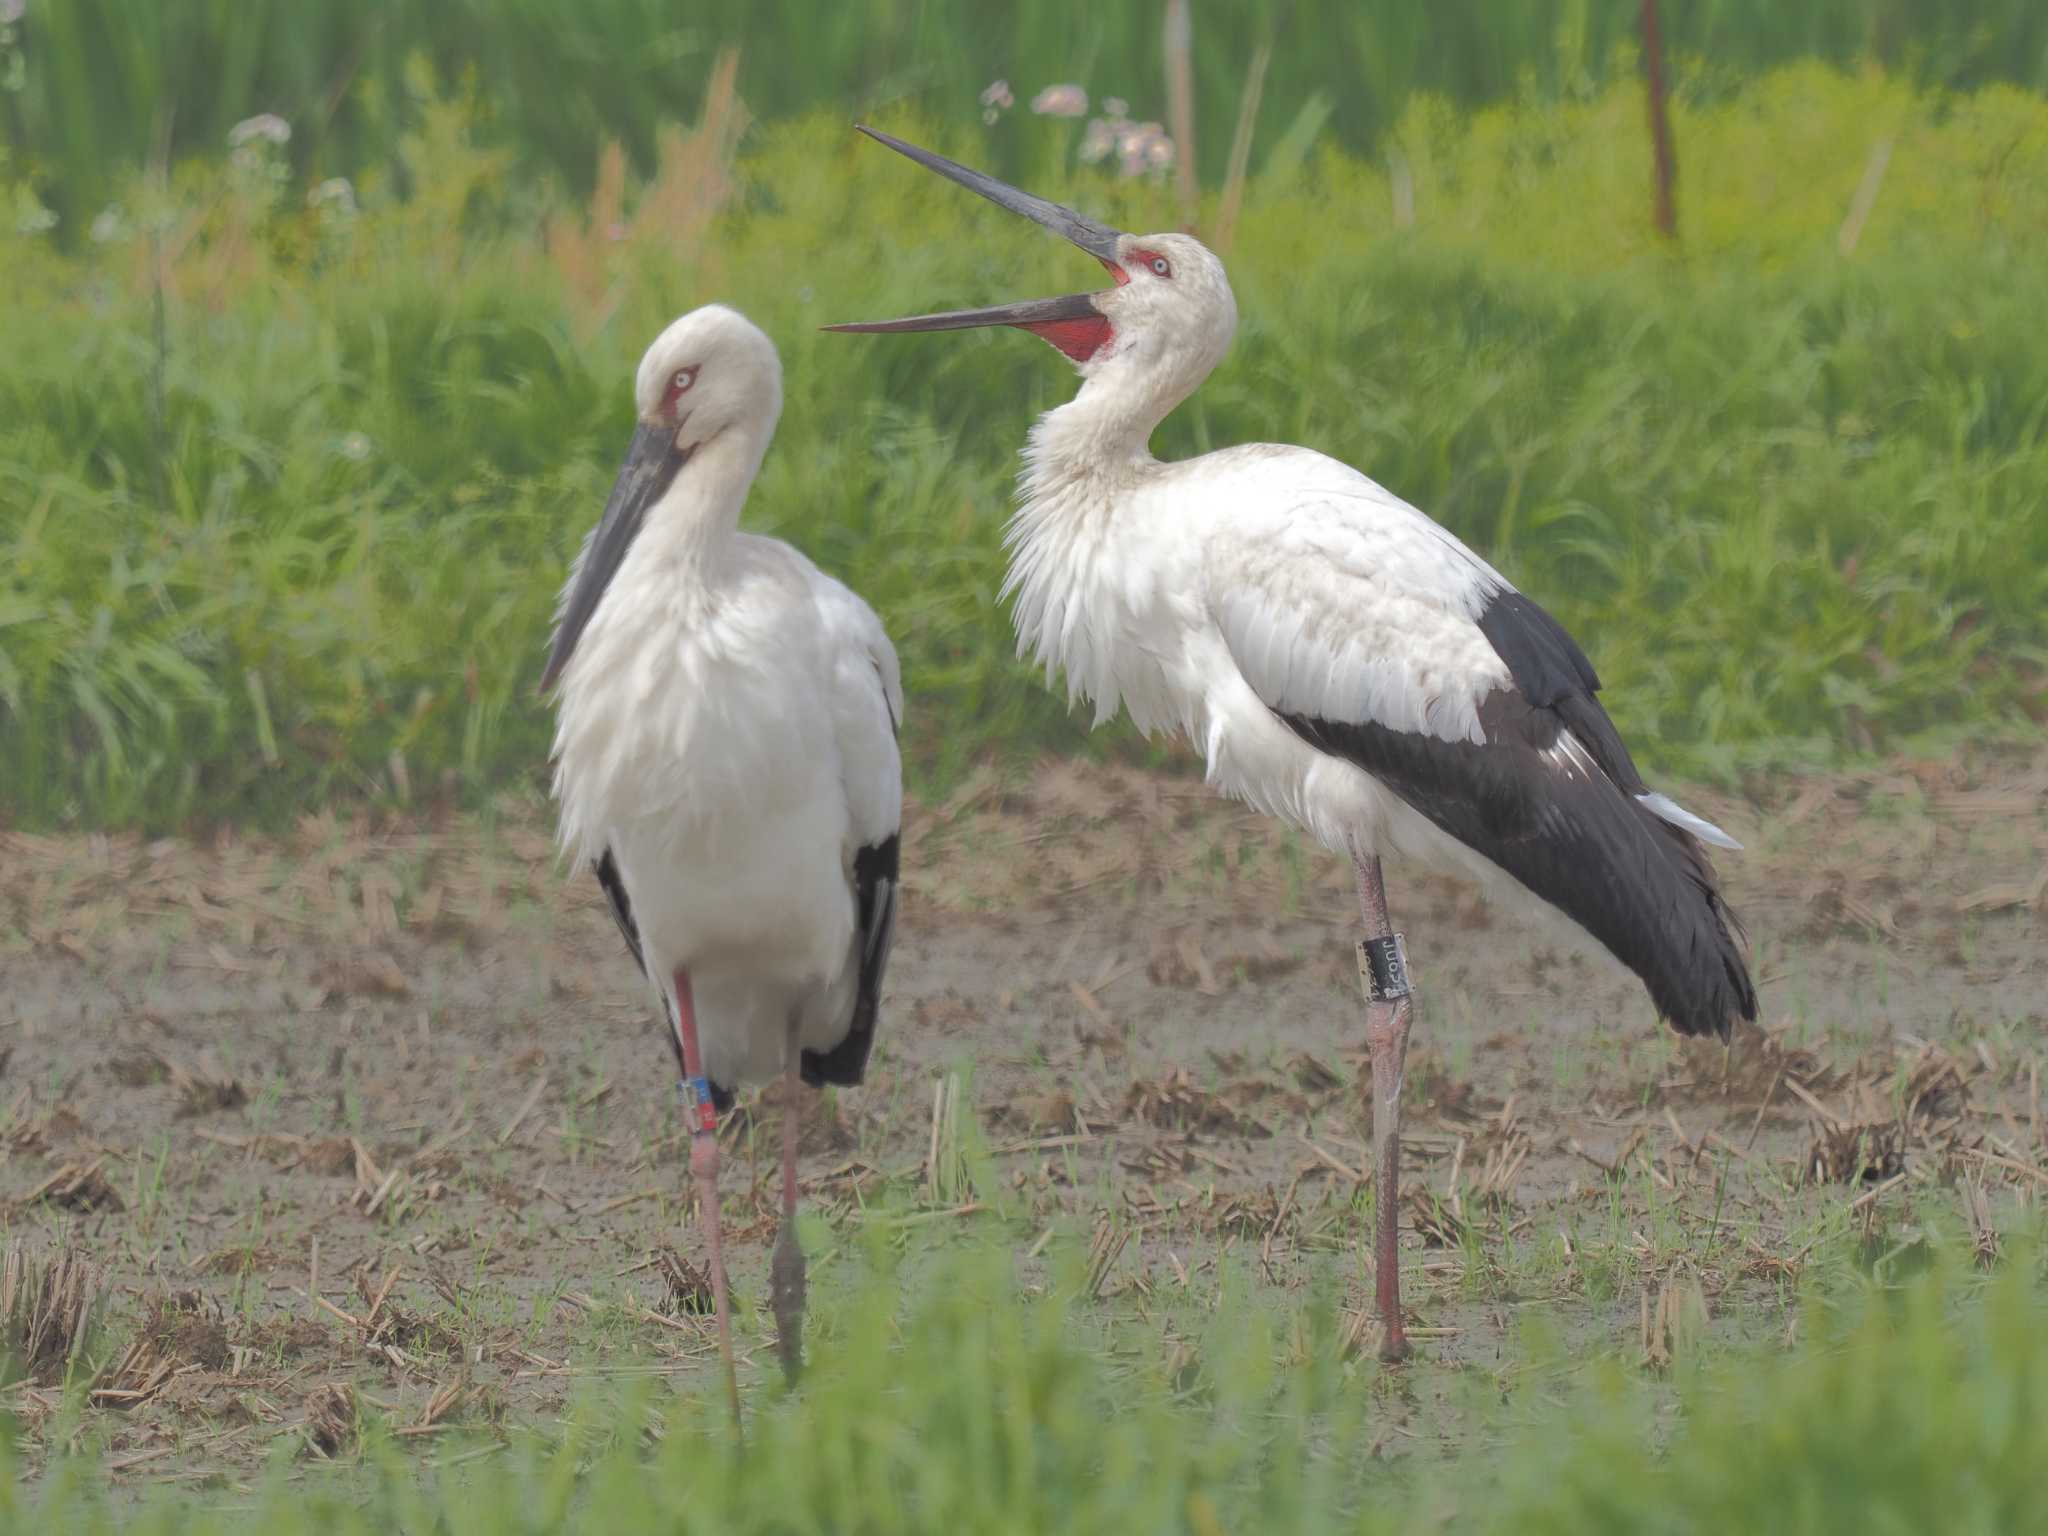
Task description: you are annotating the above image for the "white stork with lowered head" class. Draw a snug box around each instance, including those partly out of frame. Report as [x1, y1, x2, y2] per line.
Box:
[542, 304, 904, 1419]
[827, 129, 1754, 1361]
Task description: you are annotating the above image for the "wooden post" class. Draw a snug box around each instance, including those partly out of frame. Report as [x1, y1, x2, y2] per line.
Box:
[1837, 136, 1894, 257]
[1164, 0, 1199, 232]
[1640, 0, 1678, 241]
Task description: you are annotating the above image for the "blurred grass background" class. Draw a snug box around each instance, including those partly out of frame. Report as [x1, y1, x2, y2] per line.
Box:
[9, 0, 2048, 235]
[2, 8, 2046, 830]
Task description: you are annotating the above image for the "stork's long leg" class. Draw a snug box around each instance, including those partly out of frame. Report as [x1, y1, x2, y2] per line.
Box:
[671, 968, 743, 1427]
[1353, 854, 1413, 1363]
[769, 1018, 809, 1386]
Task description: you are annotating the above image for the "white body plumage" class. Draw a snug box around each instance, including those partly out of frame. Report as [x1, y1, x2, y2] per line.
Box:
[1009, 426, 1517, 872]
[547, 306, 903, 1092]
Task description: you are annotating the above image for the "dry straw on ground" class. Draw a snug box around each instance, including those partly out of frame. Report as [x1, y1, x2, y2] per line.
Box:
[2, 1244, 104, 1387]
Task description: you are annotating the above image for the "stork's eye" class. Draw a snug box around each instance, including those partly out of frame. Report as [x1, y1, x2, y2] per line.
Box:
[1125, 248, 1173, 280]
[669, 366, 700, 396]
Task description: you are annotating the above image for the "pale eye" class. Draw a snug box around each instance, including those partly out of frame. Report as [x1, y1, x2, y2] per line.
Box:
[671, 366, 699, 395]
[1149, 255, 1171, 277]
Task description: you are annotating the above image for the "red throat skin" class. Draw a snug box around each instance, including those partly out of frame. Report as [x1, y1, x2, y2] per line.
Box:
[1017, 314, 1114, 362]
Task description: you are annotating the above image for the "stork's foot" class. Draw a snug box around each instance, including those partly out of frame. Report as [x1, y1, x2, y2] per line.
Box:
[769, 1219, 808, 1386]
[1377, 1315, 1412, 1364]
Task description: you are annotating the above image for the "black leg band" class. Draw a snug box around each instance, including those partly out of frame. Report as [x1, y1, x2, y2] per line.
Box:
[1358, 933, 1413, 1003]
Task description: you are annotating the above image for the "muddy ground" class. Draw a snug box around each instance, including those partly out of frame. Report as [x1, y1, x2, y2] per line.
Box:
[2, 751, 2044, 1490]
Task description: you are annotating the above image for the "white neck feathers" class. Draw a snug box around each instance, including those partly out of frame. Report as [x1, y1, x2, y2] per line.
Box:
[1001, 381, 1170, 724]
[642, 424, 772, 575]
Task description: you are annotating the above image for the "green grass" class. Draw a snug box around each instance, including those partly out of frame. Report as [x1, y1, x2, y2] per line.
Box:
[8, 1234, 2048, 1533]
[4, 65, 2048, 829]
[10, 0, 2048, 237]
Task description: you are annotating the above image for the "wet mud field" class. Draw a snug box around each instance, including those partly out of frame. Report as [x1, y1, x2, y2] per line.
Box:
[3, 754, 2044, 1488]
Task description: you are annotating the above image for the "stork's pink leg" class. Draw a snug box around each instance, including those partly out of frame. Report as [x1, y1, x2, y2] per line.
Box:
[1353, 854, 1413, 1362]
[769, 1024, 808, 1385]
[672, 967, 743, 1427]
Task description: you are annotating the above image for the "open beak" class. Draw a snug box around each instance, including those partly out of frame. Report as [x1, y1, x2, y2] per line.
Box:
[539, 421, 691, 694]
[822, 126, 1128, 351]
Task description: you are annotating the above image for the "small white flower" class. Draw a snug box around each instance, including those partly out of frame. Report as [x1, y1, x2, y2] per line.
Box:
[1031, 84, 1087, 118]
[1079, 118, 1117, 164]
[338, 432, 373, 463]
[1117, 122, 1174, 178]
[228, 113, 291, 149]
[14, 196, 55, 235]
[307, 177, 356, 215]
[0, 0, 24, 25]
[979, 79, 1014, 111]
[90, 205, 127, 243]
[1103, 97, 1129, 118]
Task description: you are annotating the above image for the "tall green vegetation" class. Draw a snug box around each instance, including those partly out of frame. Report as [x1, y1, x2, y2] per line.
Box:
[7, 0, 2048, 235]
[6, 1238, 2048, 1533]
[3, 66, 2046, 829]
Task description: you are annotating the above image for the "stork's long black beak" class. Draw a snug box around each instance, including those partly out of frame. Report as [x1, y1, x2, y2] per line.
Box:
[823, 292, 1104, 336]
[821, 126, 1128, 339]
[852, 126, 1126, 262]
[539, 422, 690, 695]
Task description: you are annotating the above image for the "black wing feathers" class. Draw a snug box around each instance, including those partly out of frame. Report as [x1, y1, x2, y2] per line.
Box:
[1282, 699, 1753, 1038]
[800, 832, 899, 1089]
[1277, 586, 1755, 1040]
[1476, 589, 1601, 706]
[1478, 589, 1648, 793]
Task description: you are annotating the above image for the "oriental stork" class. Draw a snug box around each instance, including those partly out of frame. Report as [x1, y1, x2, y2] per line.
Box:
[542, 304, 903, 1417]
[827, 129, 1753, 1360]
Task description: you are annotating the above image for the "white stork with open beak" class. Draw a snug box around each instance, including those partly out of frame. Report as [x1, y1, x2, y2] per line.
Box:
[827, 129, 1754, 1360]
[542, 304, 903, 1417]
